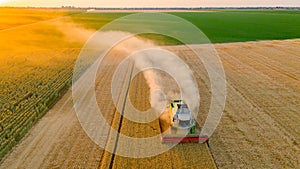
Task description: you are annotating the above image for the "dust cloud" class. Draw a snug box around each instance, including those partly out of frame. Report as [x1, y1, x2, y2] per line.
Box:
[52, 20, 95, 43]
[133, 47, 199, 132]
[71, 30, 199, 131]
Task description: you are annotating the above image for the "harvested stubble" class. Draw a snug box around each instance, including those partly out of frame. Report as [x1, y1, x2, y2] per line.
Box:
[100, 61, 216, 169]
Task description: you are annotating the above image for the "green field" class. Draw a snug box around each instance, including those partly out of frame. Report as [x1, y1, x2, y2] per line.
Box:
[1, 8, 300, 45]
[70, 10, 300, 44]
[171, 11, 300, 43]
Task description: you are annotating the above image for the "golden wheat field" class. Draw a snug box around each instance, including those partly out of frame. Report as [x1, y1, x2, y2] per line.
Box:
[0, 8, 300, 169]
[1, 39, 299, 168]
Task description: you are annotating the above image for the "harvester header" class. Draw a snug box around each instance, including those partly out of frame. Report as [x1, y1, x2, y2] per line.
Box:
[162, 100, 209, 144]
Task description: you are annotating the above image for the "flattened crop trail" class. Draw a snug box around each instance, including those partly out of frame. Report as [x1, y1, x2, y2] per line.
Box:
[109, 61, 134, 169]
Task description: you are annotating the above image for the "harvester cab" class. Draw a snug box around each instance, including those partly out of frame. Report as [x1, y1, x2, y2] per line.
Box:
[162, 100, 209, 144]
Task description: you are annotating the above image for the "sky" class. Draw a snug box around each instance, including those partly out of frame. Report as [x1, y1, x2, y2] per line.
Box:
[1, 0, 300, 7]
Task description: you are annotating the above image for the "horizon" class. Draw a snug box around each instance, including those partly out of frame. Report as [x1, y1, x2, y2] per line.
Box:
[1, 0, 300, 8]
[1, 6, 300, 8]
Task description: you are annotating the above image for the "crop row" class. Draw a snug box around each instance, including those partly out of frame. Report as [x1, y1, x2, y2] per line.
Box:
[0, 49, 91, 160]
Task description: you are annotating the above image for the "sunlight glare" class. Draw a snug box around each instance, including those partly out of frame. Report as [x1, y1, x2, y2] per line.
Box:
[0, 0, 10, 5]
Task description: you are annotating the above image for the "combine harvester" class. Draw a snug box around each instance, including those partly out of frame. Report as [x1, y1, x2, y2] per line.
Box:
[162, 100, 209, 144]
